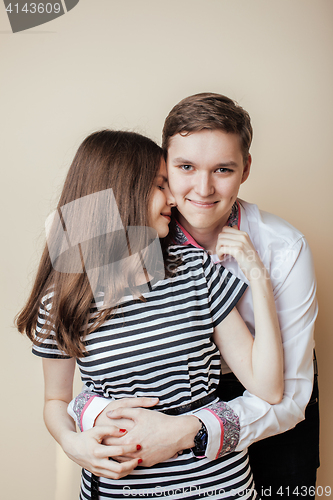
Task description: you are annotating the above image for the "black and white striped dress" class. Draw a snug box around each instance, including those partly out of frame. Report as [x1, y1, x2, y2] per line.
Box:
[33, 246, 258, 500]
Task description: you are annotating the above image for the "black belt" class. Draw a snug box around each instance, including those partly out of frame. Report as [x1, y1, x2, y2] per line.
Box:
[161, 391, 217, 415]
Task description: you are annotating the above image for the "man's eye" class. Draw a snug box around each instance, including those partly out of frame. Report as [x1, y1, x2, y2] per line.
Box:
[216, 168, 232, 173]
[180, 164, 193, 171]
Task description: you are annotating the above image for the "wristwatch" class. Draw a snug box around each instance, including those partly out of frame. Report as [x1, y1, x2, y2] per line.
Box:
[192, 420, 208, 457]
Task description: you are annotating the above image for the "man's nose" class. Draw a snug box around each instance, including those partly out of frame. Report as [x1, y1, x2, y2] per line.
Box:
[194, 173, 214, 197]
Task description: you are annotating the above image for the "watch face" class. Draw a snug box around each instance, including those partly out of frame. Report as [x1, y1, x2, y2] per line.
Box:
[193, 423, 208, 456]
[198, 431, 208, 449]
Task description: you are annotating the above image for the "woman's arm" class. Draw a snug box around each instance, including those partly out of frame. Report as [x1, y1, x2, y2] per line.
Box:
[42, 357, 142, 478]
[214, 226, 284, 404]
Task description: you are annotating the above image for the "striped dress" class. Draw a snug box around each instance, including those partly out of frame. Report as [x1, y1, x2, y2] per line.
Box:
[33, 245, 258, 500]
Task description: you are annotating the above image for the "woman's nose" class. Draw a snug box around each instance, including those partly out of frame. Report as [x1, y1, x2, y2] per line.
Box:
[165, 185, 176, 207]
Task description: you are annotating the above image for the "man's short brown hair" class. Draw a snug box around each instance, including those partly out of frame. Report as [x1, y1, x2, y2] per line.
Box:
[162, 92, 253, 165]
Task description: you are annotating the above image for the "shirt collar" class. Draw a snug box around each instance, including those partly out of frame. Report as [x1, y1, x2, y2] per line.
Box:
[174, 200, 240, 248]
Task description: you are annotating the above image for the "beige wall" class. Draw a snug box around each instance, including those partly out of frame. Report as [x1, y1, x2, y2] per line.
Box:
[1, 1, 332, 498]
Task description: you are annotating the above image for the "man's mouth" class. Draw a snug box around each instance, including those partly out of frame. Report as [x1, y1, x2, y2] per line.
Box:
[187, 199, 219, 208]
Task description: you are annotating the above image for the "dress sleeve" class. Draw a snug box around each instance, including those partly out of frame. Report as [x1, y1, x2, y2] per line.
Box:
[203, 252, 247, 327]
[32, 291, 70, 359]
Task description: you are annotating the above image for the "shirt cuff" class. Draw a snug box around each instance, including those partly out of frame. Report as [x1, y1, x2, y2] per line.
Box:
[194, 401, 240, 460]
[67, 392, 111, 432]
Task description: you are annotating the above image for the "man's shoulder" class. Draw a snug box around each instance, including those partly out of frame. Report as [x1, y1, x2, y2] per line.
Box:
[238, 199, 305, 249]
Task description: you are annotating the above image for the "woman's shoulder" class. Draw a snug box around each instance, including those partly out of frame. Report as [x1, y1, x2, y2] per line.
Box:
[167, 244, 211, 276]
[168, 244, 207, 259]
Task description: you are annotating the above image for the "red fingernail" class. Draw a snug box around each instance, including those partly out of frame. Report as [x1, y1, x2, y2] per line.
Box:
[136, 444, 142, 451]
[138, 459, 143, 464]
[119, 429, 126, 433]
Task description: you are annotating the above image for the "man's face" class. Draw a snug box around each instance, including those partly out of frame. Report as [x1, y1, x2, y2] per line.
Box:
[167, 129, 251, 234]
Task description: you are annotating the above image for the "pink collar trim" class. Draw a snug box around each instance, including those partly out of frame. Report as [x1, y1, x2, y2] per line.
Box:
[237, 200, 241, 229]
[176, 221, 205, 249]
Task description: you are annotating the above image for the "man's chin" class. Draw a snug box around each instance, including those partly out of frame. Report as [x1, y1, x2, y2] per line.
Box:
[182, 218, 216, 231]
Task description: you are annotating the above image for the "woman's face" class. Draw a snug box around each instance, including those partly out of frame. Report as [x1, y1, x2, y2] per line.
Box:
[148, 158, 176, 238]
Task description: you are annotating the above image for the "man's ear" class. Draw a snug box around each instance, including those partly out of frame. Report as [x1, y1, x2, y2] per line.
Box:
[241, 154, 252, 184]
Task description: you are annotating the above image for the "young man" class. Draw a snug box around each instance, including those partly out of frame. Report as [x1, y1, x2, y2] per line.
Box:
[68, 94, 319, 499]
[162, 93, 319, 498]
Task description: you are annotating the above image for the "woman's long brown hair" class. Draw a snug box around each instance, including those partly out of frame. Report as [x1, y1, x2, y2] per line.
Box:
[16, 130, 170, 357]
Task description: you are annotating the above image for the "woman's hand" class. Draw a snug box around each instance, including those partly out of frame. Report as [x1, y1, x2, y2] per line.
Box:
[97, 407, 201, 467]
[62, 425, 142, 479]
[216, 226, 269, 282]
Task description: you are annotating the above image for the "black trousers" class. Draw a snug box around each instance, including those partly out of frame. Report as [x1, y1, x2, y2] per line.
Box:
[217, 371, 320, 500]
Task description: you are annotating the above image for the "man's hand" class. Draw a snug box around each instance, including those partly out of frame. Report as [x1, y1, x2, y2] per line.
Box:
[94, 397, 159, 432]
[100, 407, 202, 467]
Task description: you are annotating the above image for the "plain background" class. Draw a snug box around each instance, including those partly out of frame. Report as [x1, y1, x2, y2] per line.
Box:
[1, 1, 332, 499]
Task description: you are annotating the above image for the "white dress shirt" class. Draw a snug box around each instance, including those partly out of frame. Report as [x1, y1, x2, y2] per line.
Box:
[208, 199, 317, 450]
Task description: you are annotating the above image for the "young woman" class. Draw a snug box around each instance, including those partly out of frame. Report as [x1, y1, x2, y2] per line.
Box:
[17, 130, 283, 500]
